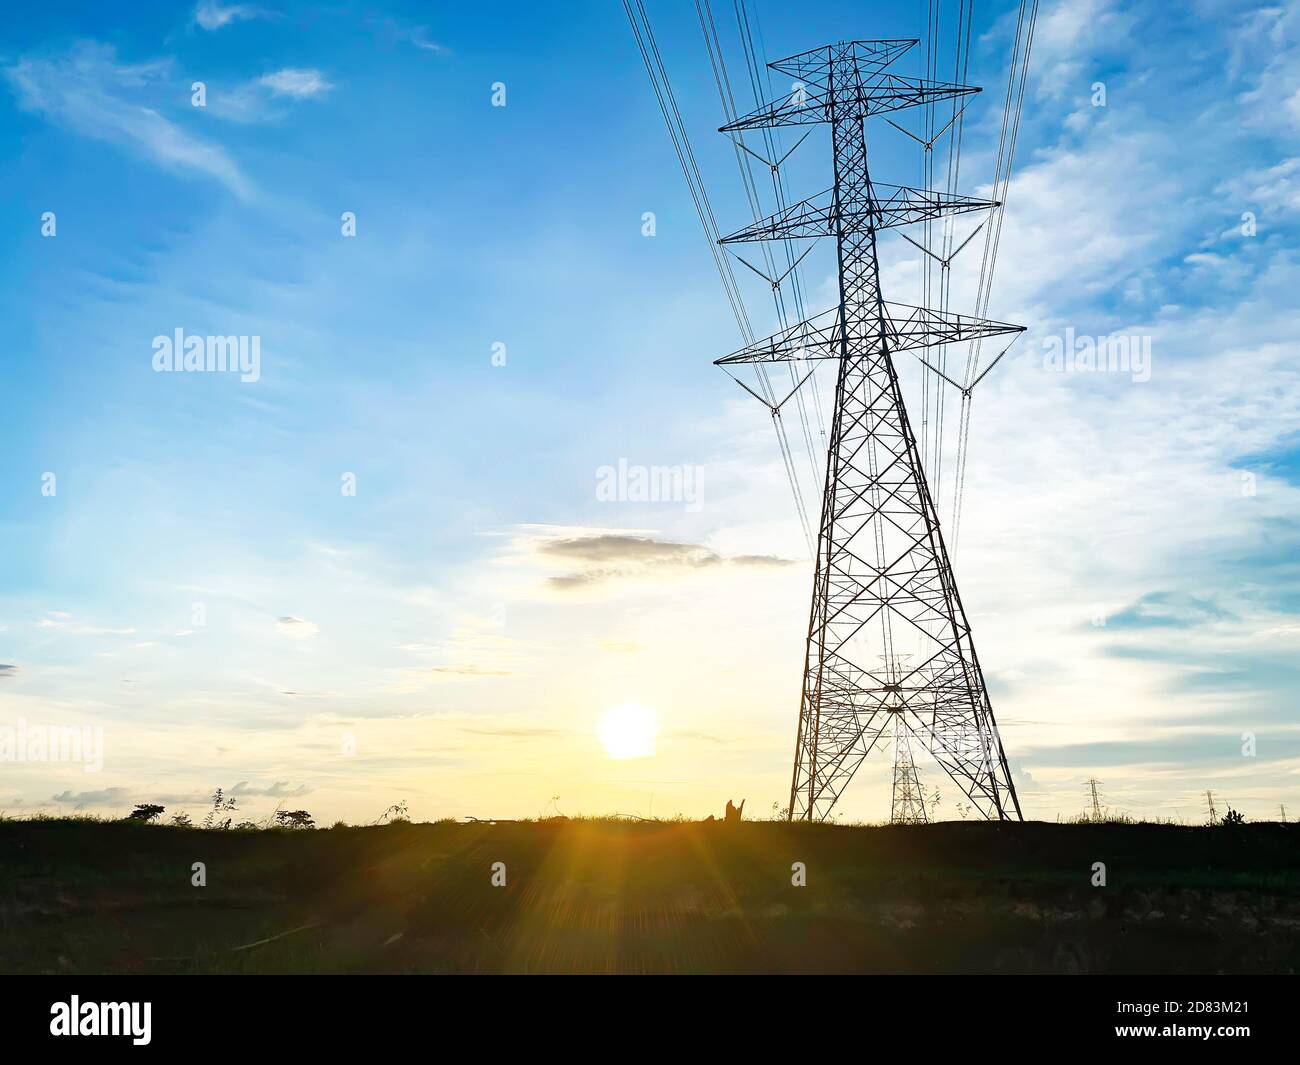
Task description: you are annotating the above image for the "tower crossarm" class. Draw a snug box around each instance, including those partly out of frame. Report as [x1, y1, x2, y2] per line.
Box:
[768, 39, 919, 82]
[714, 302, 1023, 366]
[718, 188, 836, 243]
[886, 303, 1025, 354]
[720, 73, 979, 132]
[865, 183, 997, 233]
[719, 184, 997, 244]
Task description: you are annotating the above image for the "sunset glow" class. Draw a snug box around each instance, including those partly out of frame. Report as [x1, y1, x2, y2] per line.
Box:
[599, 704, 658, 760]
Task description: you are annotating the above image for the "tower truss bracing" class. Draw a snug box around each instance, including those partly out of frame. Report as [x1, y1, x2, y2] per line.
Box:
[713, 40, 1024, 823]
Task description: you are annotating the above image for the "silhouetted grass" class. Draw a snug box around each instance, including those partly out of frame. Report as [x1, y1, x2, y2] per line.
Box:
[2, 818, 1297, 974]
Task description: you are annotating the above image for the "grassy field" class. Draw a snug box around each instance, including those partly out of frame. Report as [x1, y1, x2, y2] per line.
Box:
[3, 817, 1298, 974]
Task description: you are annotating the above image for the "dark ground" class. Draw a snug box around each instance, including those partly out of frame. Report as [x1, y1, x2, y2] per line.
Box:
[2, 817, 1298, 974]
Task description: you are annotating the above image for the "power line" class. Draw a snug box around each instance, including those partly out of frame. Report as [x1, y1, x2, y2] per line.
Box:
[695, 0, 818, 553]
[951, 0, 1039, 551]
[930, 0, 974, 506]
[624, 0, 816, 553]
[625, 1, 751, 342]
[731, 0, 827, 469]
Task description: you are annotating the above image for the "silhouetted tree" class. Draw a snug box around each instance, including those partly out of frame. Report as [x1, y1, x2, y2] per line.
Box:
[275, 809, 315, 830]
[127, 804, 165, 823]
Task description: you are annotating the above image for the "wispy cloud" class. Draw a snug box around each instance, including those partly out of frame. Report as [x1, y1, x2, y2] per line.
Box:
[1005, 0, 1132, 100]
[1236, 1, 1300, 132]
[460, 725, 565, 737]
[227, 779, 311, 797]
[595, 638, 644, 654]
[368, 18, 450, 55]
[400, 26, 447, 54]
[276, 616, 318, 639]
[532, 531, 793, 590]
[206, 67, 333, 122]
[52, 786, 131, 808]
[1105, 593, 1232, 631]
[193, 1, 268, 32]
[429, 665, 511, 677]
[384, 663, 514, 693]
[258, 68, 332, 99]
[1223, 156, 1300, 216]
[3, 42, 252, 198]
[36, 612, 135, 636]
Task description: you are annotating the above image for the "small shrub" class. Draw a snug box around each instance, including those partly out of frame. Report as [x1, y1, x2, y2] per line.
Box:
[127, 804, 165, 823]
[202, 788, 238, 830]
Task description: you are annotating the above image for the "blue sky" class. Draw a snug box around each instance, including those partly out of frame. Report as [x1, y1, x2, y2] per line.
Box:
[1, 0, 1299, 825]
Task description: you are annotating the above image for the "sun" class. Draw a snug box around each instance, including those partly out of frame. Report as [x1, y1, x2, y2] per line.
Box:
[599, 703, 659, 760]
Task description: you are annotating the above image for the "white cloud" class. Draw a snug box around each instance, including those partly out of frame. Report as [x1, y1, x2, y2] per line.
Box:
[258, 68, 332, 99]
[495, 527, 794, 595]
[401, 26, 446, 54]
[992, 0, 1132, 101]
[207, 68, 334, 123]
[52, 786, 132, 808]
[3, 42, 252, 198]
[227, 779, 311, 797]
[35, 612, 136, 636]
[368, 18, 450, 55]
[1223, 156, 1300, 215]
[1235, 0, 1300, 131]
[193, 2, 266, 32]
[277, 616, 319, 639]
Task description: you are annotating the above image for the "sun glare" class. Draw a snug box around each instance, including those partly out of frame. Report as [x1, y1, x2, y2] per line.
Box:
[599, 703, 658, 760]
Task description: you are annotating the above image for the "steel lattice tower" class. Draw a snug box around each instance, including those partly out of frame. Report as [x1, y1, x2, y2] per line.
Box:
[890, 715, 929, 825]
[713, 40, 1025, 823]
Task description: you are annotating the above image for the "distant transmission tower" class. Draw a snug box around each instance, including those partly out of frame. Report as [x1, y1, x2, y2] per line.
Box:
[711, 41, 1025, 823]
[890, 715, 929, 825]
[1205, 790, 1219, 824]
[1085, 778, 1104, 822]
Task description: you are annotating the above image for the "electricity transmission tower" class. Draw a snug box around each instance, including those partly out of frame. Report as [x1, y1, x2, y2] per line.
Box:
[712, 40, 1025, 823]
[1086, 778, 1104, 822]
[890, 714, 929, 825]
[1205, 790, 1219, 824]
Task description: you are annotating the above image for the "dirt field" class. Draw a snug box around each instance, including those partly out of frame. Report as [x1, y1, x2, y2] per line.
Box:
[3, 817, 1298, 974]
